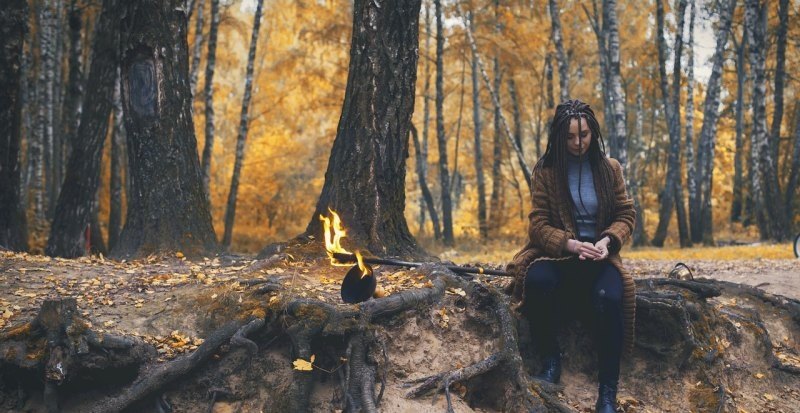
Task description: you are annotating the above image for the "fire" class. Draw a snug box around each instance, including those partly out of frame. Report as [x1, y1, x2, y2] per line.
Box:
[320, 209, 370, 278]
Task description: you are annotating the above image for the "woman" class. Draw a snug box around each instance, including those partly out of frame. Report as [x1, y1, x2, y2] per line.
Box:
[506, 99, 636, 413]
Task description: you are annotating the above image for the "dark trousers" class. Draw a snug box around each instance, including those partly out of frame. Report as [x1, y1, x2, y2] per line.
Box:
[523, 258, 623, 385]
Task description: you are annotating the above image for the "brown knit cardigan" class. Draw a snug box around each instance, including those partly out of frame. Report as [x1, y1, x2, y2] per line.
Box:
[506, 157, 637, 354]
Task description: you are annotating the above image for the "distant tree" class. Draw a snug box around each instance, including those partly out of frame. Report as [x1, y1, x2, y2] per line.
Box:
[693, 0, 735, 244]
[469, 10, 488, 240]
[435, 0, 455, 246]
[46, 0, 120, 258]
[410, 124, 441, 240]
[0, 0, 29, 251]
[113, 0, 217, 258]
[200, 0, 220, 198]
[745, 0, 789, 241]
[548, 0, 569, 102]
[730, 22, 747, 223]
[302, 0, 424, 259]
[223, 0, 265, 248]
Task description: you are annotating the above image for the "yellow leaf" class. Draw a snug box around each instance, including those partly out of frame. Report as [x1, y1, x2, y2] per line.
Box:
[763, 393, 774, 401]
[293, 355, 314, 371]
[175, 252, 184, 258]
[754, 373, 765, 379]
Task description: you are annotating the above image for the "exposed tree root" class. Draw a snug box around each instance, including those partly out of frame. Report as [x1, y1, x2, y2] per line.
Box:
[2, 265, 799, 412]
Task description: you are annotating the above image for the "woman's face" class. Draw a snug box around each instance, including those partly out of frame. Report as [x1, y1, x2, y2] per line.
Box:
[567, 117, 591, 157]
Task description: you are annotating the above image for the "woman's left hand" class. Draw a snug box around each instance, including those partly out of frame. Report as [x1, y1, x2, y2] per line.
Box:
[592, 237, 610, 260]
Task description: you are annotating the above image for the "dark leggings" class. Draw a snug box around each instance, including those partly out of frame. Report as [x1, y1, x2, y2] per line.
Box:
[523, 259, 624, 385]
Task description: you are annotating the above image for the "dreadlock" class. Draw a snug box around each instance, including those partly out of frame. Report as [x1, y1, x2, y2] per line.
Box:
[534, 99, 616, 231]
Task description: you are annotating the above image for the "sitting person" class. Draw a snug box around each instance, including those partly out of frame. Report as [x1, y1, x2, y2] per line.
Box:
[507, 99, 636, 413]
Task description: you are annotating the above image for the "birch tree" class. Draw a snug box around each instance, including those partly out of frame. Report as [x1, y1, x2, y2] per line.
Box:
[694, 0, 735, 244]
[200, 0, 220, 198]
[223, 0, 265, 248]
[549, 0, 570, 102]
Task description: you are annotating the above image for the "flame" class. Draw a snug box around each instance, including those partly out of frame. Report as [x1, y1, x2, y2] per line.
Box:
[320, 209, 371, 278]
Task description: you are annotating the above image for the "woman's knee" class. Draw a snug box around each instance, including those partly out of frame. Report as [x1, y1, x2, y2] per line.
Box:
[593, 264, 623, 305]
[524, 261, 560, 293]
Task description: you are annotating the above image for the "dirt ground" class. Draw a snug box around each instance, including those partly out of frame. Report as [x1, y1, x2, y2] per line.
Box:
[1, 250, 799, 412]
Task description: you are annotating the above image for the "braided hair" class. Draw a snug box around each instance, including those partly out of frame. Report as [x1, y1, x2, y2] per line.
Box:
[534, 99, 616, 229]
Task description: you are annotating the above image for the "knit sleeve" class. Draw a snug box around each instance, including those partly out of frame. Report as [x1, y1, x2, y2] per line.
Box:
[601, 158, 636, 254]
[528, 166, 574, 257]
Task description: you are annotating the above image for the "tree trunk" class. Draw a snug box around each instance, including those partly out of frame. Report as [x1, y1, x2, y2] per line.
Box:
[223, 0, 264, 248]
[200, 0, 220, 199]
[411, 124, 441, 241]
[0, 0, 29, 251]
[631, 84, 646, 246]
[42, 0, 58, 220]
[785, 102, 800, 221]
[114, 0, 218, 258]
[693, 0, 735, 245]
[62, 0, 84, 171]
[45, 0, 120, 258]
[302, 0, 424, 258]
[108, 67, 126, 251]
[548, 0, 569, 103]
[470, 10, 488, 240]
[745, 0, 788, 241]
[189, 0, 206, 98]
[769, 0, 788, 171]
[434, 0, 454, 246]
[584, 0, 613, 154]
[651, 0, 686, 247]
[730, 24, 746, 223]
[605, 0, 627, 169]
[489, 1, 504, 236]
[685, 0, 698, 243]
[419, 0, 432, 235]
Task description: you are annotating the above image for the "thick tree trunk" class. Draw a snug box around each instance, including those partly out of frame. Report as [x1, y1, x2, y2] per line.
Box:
[548, 0, 569, 103]
[769, 0, 788, 171]
[302, 0, 424, 257]
[745, 0, 788, 241]
[223, 0, 265, 248]
[42, 0, 57, 220]
[200, 0, 220, 199]
[730, 23, 747, 223]
[693, 0, 735, 245]
[0, 0, 29, 251]
[470, 11, 488, 240]
[411, 124, 441, 241]
[652, 0, 687, 247]
[189, 0, 206, 98]
[419, 0, 432, 234]
[62, 0, 84, 170]
[108, 67, 126, 251]
[114, 0, 218, 258]
[29, 0, 48, 231]
[685, 0, 698, 243]
[434, 0, 454, 246]
[46, 0, 120, 258]
[50, 0, 65, 217]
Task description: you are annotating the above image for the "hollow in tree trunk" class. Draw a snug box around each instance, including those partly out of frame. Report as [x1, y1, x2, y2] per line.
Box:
[113, 0, 217, 258]
[302, 0, 424, 258]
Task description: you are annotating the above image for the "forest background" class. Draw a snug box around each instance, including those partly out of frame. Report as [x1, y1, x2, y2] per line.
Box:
[8, 0, 800, 258]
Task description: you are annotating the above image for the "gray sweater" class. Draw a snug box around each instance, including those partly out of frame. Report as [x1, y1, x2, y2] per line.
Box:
[566, 154, 598, 240]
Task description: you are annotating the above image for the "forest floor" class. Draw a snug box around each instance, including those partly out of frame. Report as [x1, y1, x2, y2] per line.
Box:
[1, 242, 798, 412]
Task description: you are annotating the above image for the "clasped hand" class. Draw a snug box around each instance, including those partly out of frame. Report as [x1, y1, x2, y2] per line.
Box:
[566, 237, 610, 261]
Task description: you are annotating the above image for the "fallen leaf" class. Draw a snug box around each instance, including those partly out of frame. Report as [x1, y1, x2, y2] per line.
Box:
[754, 373, 765, 379]
[293, 355, 315, 371]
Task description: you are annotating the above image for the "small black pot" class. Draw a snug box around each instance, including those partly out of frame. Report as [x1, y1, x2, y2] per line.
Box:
[341, 264, 376, 304]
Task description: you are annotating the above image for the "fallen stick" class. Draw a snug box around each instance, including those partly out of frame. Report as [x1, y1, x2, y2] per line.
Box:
[331, 252, 511, 277]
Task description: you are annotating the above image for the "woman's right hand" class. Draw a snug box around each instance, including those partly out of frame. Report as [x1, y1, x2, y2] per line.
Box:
[566, 239, 604, 260]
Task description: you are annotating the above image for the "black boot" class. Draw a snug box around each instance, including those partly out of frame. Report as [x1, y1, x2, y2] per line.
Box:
[534, 353, 561, 384]
[595, 383, 617, 413]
